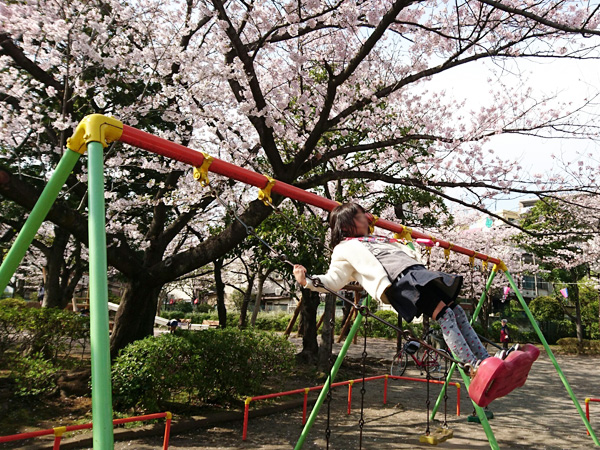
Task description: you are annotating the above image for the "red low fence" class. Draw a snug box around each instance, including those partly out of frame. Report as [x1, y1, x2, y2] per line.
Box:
[0, 412, 172, 449]
[243, 374, 460, 440]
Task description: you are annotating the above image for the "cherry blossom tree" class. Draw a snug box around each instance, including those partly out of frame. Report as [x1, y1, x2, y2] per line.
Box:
[2, 0, 600, 357]
[518, 195, 600, 343]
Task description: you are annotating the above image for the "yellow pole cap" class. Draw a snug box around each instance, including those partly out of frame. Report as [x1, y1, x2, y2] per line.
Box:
[66, 114, 123, 154]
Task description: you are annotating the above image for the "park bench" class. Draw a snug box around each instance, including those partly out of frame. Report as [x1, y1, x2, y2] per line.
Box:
[179, 318, 192, 329]
[200, 319, 220, 330]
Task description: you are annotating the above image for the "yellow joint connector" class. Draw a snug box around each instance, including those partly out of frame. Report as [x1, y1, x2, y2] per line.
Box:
[53, 426, 67, 437]
[66, 114, 123, 154]
[304, 388, 310, 394]
[482, 256, 490, 271]
[494, 260, 508, 272]
[443, 244, 453, 261]
[401, 227, 413, 242]
[586, 398, 591, 404]
[455, 383, 460, 388]
[258, 175, 276, 206]
[368, 215, 379, 234]
[349, 380, 354, 386]
[193, 152, 214, 187]
[165, 411, 172, 420]
[245, 397, 253, 405]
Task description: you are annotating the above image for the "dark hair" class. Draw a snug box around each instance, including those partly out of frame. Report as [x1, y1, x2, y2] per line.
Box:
[329, 203, 366, 247]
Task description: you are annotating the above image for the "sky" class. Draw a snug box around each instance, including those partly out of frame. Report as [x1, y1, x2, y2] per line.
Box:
[430, 49, 600, 213]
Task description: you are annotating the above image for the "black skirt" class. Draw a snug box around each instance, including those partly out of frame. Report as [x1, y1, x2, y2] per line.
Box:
[385, 265, 463, 322]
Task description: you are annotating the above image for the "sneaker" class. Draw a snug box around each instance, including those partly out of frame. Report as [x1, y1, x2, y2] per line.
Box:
[494, 350, 507, 360]
[505, 344, 520, 358]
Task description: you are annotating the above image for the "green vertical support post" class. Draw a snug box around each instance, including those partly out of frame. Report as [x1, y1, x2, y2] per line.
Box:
[0, 150, 81, 293]
[432, 268, 497, 419]
[456, 365, 499, 450]
[504, 270, 599, 446]
[295, 297, 371, 450]
[87, 141, 114, 449]
[431, 269, 499, 449]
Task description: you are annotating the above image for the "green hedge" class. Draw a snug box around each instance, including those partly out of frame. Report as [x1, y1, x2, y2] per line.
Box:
[0, 300, 90, 399]
[0, 300, 89, 362]
[556, 337, 600, 354]
[112, 328, 295, 411]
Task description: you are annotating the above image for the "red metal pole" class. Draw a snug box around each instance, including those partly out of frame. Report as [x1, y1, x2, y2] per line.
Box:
[163, 412, 172, 450]
[302, 389, 309, 425]
[118, 125, 502, 265]
[347, 381, 354, 415]
[456, 383, 461, 417]
[0, 429, 54, 444]
[52, 427, 65, 450]
[384, 375, 388, 405]
[243, 398, 251, 441]
[587, 398, 591, 436]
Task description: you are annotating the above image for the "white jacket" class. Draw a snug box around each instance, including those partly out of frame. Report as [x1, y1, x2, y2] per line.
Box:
[305, 239, 425, 304]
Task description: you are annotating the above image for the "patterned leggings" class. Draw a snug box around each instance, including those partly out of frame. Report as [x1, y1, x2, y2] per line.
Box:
[435, 305, 489, 365]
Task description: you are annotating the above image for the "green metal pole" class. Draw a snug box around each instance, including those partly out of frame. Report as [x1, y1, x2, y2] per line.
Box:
[87, 141, 114, 449]
[456, 365, 499, 450]
[0, 150, 81, 293]
[295, 297, 371, 450]
[504, 270, 600, 446]
[431, 269, 499, 449]
[431, 269, 497, 419]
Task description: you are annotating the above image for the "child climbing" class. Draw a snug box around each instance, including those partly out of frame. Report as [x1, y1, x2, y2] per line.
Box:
[293, 202, 491, 371]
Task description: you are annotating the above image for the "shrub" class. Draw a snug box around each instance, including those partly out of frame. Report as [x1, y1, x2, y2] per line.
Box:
[0, 298, 27, 309]
[196, 303, 213, 313]
[529, 296, 564, 321]
[112, 329, 295, 411]
[556, 337, 600, 354]
[11, 354, 58, 397]
[0, 304, 89, 362]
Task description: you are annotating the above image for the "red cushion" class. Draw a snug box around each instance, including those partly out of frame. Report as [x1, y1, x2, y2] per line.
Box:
[468, 344, 540, 407]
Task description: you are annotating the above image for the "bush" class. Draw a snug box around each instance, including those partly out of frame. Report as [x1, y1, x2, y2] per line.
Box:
[557, 337, 600, 354]
[0, 303, 89, 362]
[11, 354, 58, 397]
[196, 303, 214, 313]
[0, 298, 27, 309]
[529, 296, 564, 321]
[112, 329, 295, 411]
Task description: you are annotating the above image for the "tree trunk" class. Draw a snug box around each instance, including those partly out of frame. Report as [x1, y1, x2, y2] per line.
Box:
[14, 278, 25, 298]
[251, 269, 272, 326]
[110, 277, 162, 359]
[318, 294, 336, 371]
[43, 227, 70, 309]
[597, 274, 600, 339]
[60, 241, 85, 308]
[571, 279, 583, 345]
[238, 273, 256, 328]
[214, 258, 227, 328]
[297, 289, 320, 364]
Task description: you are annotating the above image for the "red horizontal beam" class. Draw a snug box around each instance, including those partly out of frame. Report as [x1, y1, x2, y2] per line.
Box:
[119, 125, 502, 265]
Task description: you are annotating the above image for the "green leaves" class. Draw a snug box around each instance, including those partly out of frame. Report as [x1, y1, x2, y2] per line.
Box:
[111, 329, 295, 411]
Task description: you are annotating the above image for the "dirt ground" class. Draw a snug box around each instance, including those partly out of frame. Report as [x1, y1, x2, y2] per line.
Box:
[103, 337, 600, 450]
